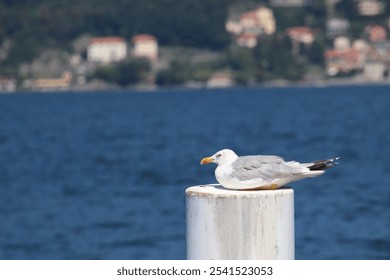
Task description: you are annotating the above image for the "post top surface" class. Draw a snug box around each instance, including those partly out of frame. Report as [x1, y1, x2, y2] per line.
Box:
[186, 185, 293, 198]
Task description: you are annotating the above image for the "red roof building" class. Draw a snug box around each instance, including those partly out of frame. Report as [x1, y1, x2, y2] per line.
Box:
[132, 34, 158, 62]
[286, 27, 316, 45]
[366, 25, 387, 42]
[325, 49, 363, 76]
[90, 37, 125, 44]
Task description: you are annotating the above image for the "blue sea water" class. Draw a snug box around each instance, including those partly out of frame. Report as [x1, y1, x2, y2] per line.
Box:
[0, 86, 389, 260]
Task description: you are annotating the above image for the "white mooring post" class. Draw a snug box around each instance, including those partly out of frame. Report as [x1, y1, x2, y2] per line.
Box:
[186, 185, 294, 260]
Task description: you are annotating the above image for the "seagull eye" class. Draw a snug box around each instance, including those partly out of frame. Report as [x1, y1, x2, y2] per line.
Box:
[216, 154, 221, 158]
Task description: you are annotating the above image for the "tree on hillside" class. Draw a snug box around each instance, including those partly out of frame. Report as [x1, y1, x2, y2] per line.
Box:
[156, 59, 191, 86]
[222, 47, 257, 85]
[253, 33, 304, 81]
[93, 58, 151, 86]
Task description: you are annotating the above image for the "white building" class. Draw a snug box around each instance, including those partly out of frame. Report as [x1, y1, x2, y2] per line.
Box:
[225, 7, 275, 48]
[207, 72, 234, 88]
[87, 37, 127, 64]
[132, 34, 158, 62]
[0, 76, 16, 92]
[227, 7, 276, 37]
[225, 20, 242, 35]
[334, 36, 351, 51]
[357, 0, 384, 16]
[326, 18, 350, 37]
[352, 39, 370, 52]
[363, 62, 386, 81]
[237, 34, 258, 48]
[255, 7, 276, 35]
[270, 0, 308, 7]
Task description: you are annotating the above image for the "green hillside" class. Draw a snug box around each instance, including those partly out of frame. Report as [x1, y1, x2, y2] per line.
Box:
[0, 0, 234, 72]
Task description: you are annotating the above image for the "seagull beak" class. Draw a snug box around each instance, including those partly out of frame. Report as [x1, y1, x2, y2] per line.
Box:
[200, 156, 214, 165]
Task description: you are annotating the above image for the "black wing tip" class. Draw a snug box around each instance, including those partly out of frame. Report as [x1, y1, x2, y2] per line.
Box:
[309, 157, 340, 171]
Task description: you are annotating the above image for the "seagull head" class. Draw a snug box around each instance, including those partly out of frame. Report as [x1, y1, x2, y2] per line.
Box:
[200, 149, 238, 165]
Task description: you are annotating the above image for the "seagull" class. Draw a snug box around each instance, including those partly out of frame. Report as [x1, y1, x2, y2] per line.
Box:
[200, 149, 339, 190]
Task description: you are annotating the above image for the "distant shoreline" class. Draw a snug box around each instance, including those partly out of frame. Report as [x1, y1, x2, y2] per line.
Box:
[1, 78, 390, 95]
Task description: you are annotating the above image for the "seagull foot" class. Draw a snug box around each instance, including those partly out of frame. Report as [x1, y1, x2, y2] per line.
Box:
[243, 184, 279, 190]
[261, 184, 279, 190]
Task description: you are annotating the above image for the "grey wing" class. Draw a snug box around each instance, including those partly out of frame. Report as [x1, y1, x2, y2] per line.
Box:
[231, 155, 307, 181]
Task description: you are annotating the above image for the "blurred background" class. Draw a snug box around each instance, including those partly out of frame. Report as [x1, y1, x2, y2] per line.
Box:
[0, 1, 389, 260]
[0, 0, 390, 90]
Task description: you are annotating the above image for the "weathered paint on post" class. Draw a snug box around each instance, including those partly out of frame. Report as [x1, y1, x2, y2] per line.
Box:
[186, 185, 294, 260]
